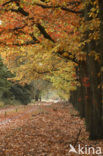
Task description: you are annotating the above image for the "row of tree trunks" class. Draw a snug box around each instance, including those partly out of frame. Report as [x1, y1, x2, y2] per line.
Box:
[70, 59, 103, 139]
[70, 0, 103, 139]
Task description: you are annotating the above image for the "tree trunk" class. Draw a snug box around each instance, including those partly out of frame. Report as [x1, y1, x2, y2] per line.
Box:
[83, 0, 103, 139]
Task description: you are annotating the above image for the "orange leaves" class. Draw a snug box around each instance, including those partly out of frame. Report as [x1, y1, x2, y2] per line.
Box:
[0, 0, 82, 47]
[0, 0, 84, 91]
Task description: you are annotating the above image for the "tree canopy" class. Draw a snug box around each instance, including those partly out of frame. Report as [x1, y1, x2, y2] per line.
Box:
[0, 0, 83, 97]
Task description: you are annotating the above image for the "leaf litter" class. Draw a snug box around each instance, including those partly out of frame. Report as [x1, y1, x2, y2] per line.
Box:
[0, 102, 102, 156]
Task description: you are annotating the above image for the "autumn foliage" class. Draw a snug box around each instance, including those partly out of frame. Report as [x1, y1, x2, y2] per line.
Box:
[0, 0, 103, 139]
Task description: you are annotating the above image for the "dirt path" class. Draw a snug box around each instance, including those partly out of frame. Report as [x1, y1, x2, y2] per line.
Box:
[0, 103, 103, 156]
[0, 102, 52, 127]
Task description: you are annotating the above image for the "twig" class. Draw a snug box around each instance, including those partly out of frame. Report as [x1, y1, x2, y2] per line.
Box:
[74, 128, 81, 147]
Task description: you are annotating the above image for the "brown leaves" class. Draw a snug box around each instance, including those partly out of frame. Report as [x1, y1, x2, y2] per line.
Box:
[0, 102, 102, 155]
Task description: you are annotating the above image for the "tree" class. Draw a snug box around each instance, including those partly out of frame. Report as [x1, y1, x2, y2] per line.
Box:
[10, 83, 34, 104]
[0, 57, 13, 102]
[0, 57, 34, 105]
[70, 0, 103, 139]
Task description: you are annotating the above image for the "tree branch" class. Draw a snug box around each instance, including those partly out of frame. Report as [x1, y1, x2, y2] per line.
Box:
[55, 52, 78, 64]
[34, 2, 83, 14]
[0, 40, 39, 46]
[36, 23, 55, 43]
[2, 0, 15, 6]
[2, 0, 29, 16]
[16, 1, 29, 16]
[29, 33, 40, 43]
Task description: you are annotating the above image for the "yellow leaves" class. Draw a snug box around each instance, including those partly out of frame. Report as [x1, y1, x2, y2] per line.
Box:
[47, 59, 79, 99]
[51, 43, 62, 53]
[90, 0, 99, 15]
[2, 42, 70, 83]
[67, 61, 74, 67]
[89, 51, 96, 57]
[85, 0, 99, 18]
[76, 52, 86, 62]
[79, 18, 100, 43]
[95, 54, 100, 61]
[89, 31, 99, 40]
[79, 0, 100, 53]
[62, 52, 69, 57]
[89, 51, 100, 61]
[89, 8, 98, 18]
[89, 18, 100, 31]
[91, 7, 97, 12]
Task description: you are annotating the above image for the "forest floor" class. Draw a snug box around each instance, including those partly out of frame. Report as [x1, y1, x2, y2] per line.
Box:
[0, 102, 103, 156]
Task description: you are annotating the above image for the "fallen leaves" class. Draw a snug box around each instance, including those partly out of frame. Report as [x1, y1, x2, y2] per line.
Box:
[0, 102, 102, 156]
